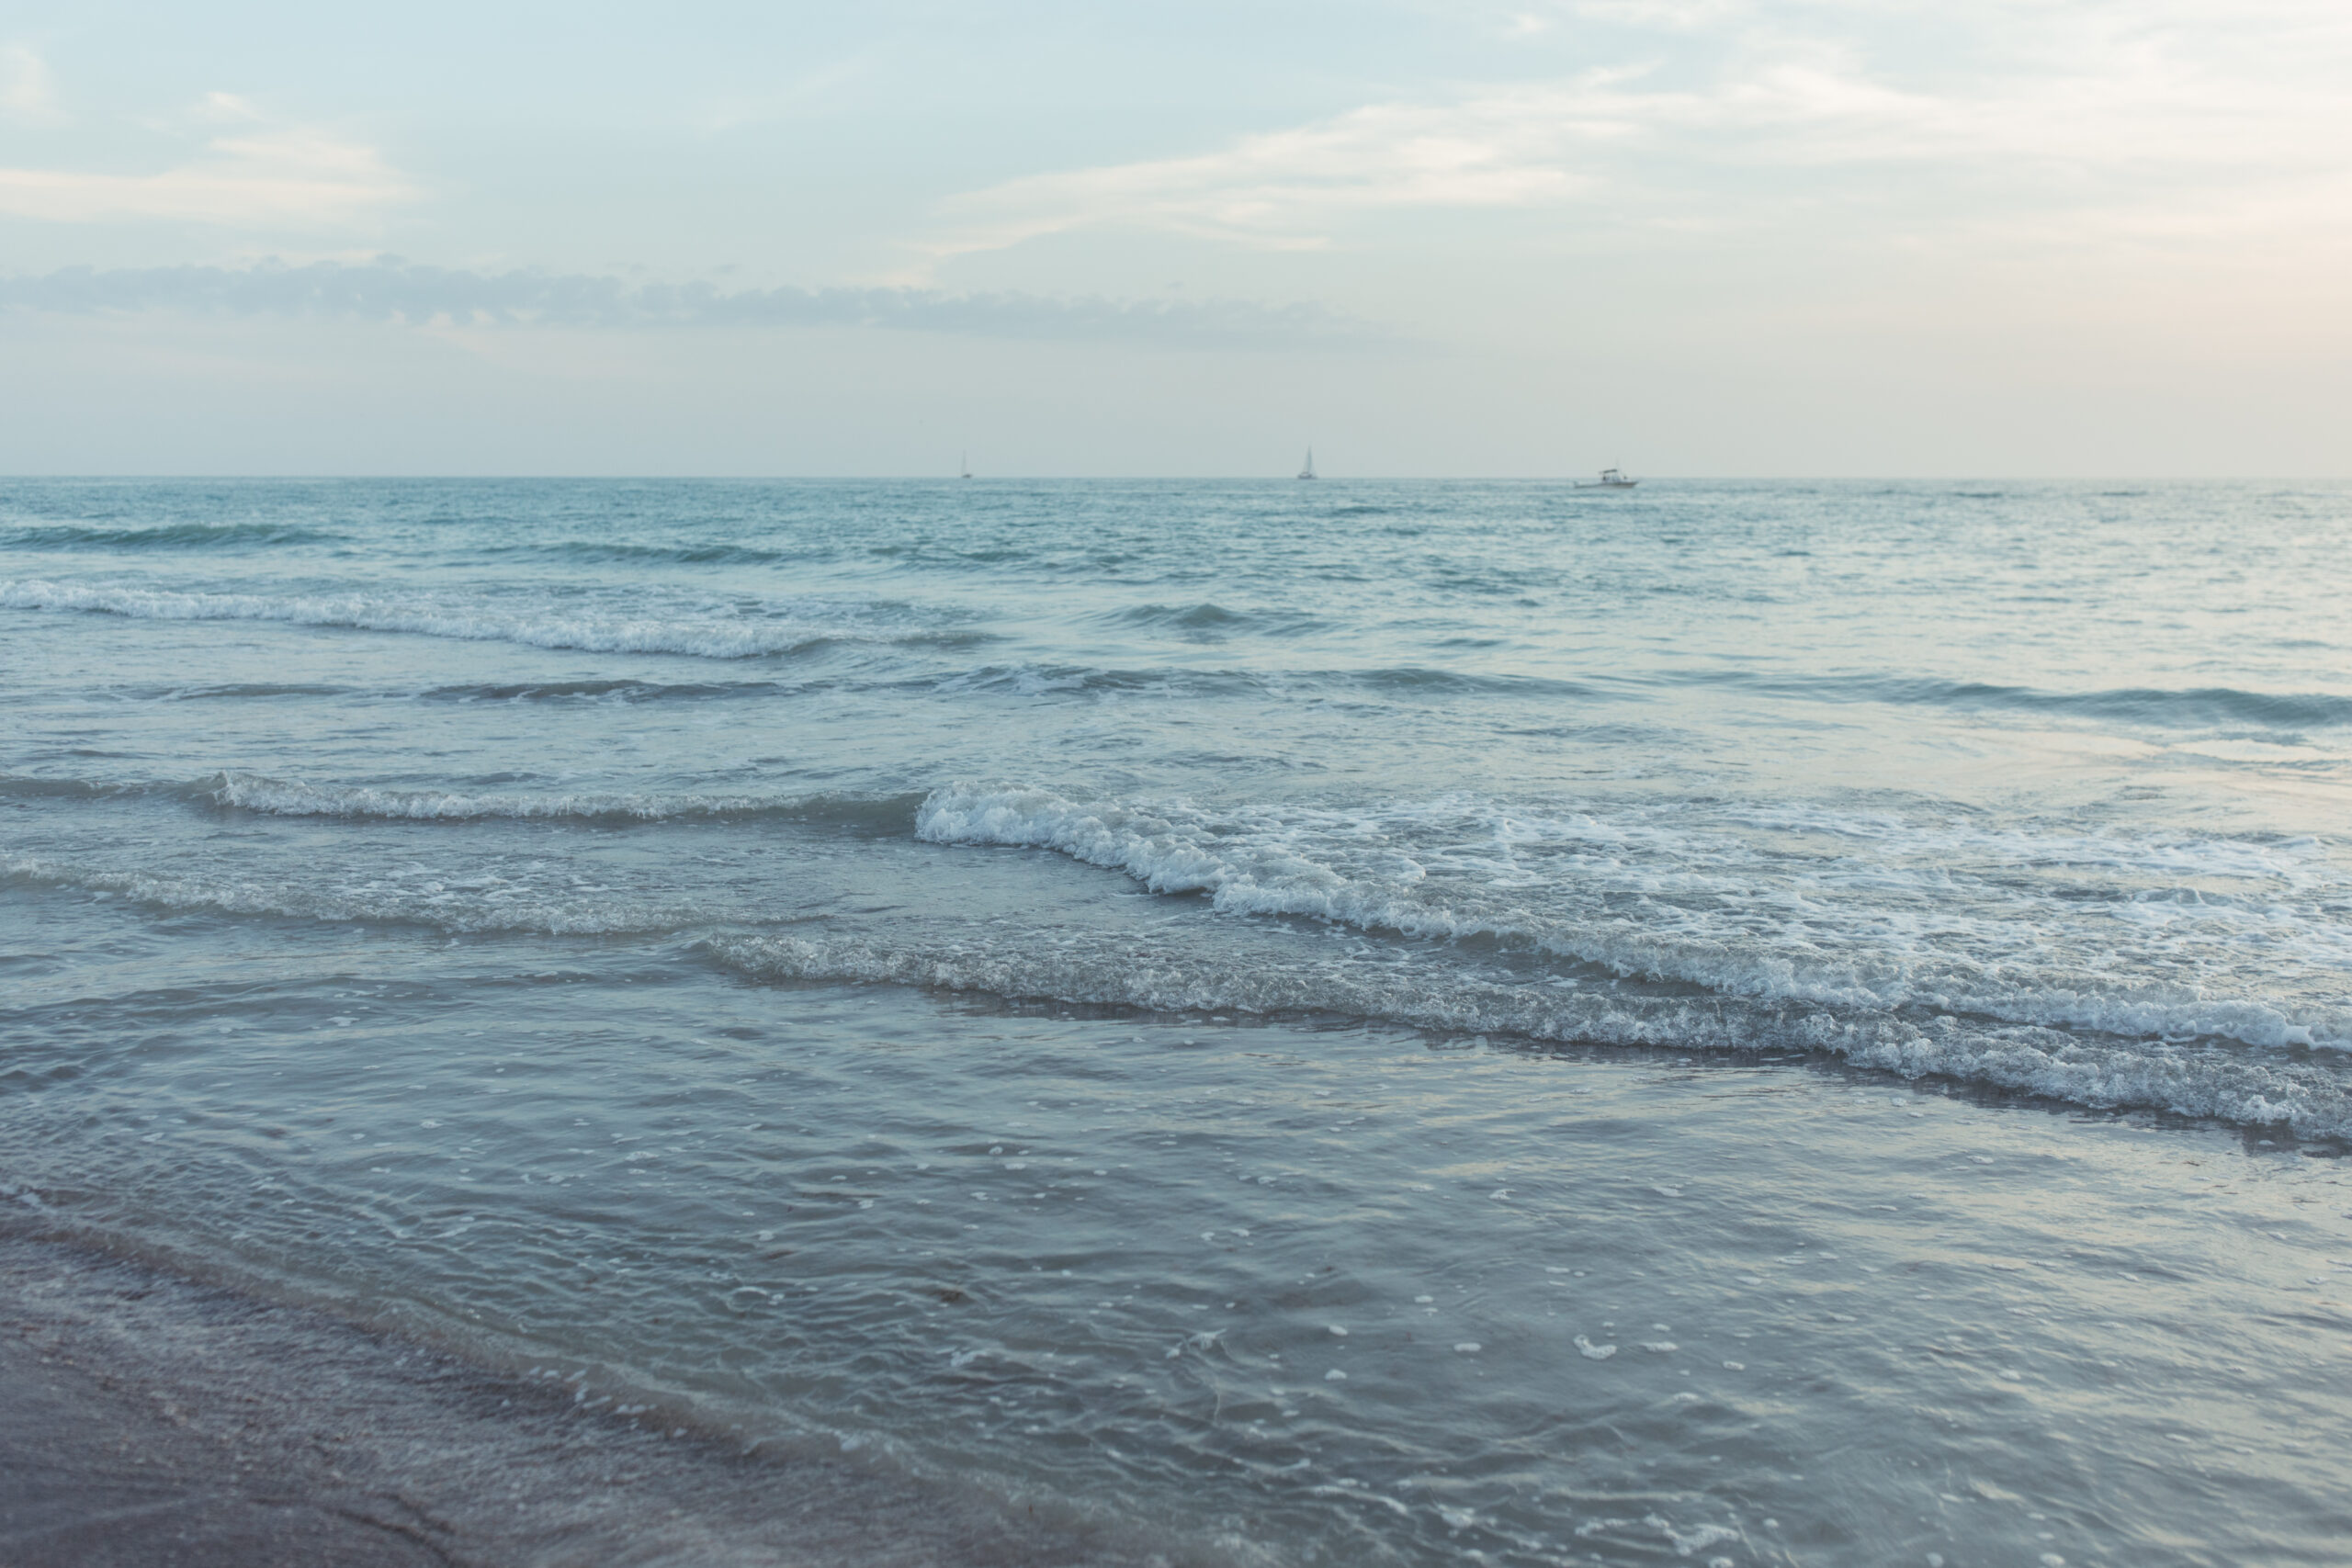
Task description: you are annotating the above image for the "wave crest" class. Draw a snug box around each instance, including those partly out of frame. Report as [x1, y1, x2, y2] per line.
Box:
[0, 579, 981, 660]
[711, 929, 2352, 1137]
[2, 854, 719, 936]
[204, 772, 922, 828]
[3, 521, 337, 550]
[913, 784, 2347, 1051]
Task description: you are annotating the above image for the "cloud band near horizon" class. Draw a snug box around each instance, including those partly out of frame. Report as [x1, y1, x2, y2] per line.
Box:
[0, 260, 1380, 349]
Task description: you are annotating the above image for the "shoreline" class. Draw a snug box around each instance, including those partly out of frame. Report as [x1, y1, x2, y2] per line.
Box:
[0, 1228, 1134, 1568]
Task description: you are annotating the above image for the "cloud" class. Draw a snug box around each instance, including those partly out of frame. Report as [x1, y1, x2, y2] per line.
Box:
[0, 96, 416, 226]
[1, 42, 62, 125]
[0, 259, 1381, 349]
[929, 92, 1608, 261]
[924, 0, 2352, 261]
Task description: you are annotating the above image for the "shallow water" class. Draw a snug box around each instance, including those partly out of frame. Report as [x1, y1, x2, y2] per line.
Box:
[5, 478, 2351, 1564]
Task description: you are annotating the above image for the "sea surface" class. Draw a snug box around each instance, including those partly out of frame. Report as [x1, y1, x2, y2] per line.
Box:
[5, 478, 2350, 1565]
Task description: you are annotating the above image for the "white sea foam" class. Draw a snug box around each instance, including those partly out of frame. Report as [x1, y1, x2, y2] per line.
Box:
[2, 853, 728, 936]
[0, 578, 967, 660]
[707, 926, 2352, 1138]
[912, 784, 2351, 1051]
[202, 771, 913, 826]
[209, 773, 737, 821]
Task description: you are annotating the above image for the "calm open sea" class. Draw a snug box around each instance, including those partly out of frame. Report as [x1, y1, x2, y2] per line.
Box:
[5, 478, 2350, 1565]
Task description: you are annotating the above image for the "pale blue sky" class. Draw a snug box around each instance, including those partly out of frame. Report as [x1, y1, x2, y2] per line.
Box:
[4, 2, 2346, 474]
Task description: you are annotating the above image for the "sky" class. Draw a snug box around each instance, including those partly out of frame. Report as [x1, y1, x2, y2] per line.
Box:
[3, 0, 2348, 476]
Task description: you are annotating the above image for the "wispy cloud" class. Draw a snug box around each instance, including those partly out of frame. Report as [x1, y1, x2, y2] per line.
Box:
[0, 91, 416, 226]
[0, 259, 1381, 349]
[0, 42, 62, 125]
[923, 1, 2352, 263]
[928, 91, 1611, 261]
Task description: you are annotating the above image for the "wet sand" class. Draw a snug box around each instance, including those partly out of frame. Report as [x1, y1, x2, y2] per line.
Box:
[0, 1232, 1121, 1568]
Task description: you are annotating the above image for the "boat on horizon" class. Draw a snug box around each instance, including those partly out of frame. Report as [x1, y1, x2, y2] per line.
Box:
[1297, 446, 1317, 480]
[1575, 468, 1637, 489]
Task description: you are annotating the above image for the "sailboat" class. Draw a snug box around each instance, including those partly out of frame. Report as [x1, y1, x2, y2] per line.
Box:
[1574, 468, 1637, 489]
[1297, 446, 1317, 480]
[960, 452, 972, 479]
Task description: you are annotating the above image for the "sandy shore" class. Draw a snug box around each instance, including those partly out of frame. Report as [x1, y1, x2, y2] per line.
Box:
[0, 1232, 1124, 1568]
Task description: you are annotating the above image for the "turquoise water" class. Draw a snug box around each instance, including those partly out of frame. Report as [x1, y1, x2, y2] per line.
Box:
[5, 479, 2350, 1564]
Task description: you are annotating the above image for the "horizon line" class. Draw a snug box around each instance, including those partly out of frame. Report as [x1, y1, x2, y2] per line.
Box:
[5, 473, 2346, 484]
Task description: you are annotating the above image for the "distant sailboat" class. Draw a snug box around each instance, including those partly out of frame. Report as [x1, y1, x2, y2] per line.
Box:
[1297, 446, 1317, 480]
[1575, 468, 1637, 489]
[960, 452, 972, 479]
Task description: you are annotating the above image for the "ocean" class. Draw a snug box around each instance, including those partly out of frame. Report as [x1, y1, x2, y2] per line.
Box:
[4, 477, 2349, 1565]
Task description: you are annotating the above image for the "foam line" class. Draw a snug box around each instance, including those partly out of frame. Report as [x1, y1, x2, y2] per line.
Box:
[709, 929, 2352, 1138]
[913, 784, 2348, 1051]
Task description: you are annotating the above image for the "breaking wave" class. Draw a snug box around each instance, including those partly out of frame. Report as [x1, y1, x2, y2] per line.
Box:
[710, 928, 2352, 1138]
[913, 784, 2350, 1052]
[201, 772, 922, 828]
[1, 854, 731, 937]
